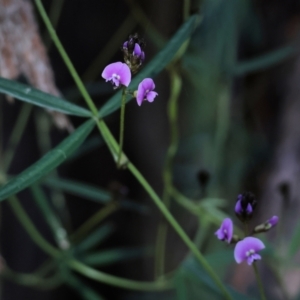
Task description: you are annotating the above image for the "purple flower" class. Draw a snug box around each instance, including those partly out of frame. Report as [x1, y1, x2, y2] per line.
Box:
[102, 62, 131, 87]
[215, 218, 233, 243]
[234, 237, 265, 265]
[136, 78, 158, 106]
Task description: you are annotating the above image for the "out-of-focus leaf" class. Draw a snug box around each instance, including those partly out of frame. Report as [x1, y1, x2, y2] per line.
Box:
[30, 184, 69, 249]
[45, 177, 111, 204]
[74, 224, 114, 254]
[233, 45, 295, 76]
[67, 136, 104, 161]
[0, 119, 95, 201]
[123, 292, 175, 300]
[63, 270, 105, 300]
[98, 14, 199, 118]
[178, 257, 254, 300]
[288, 219, 300, 258]
[81, 247, 150, 267]
[64, 82, 113, 102]
[44, 177, 149, 213]
[0, 77, 92, 117]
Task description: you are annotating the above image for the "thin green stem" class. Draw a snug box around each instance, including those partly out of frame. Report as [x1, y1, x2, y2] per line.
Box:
[128, 163, 232, 300]
[68, 259, 172, 291]
[5, 148, 168, 292]
[9, 194, 173, 292]
[211, 85, 230, 193]
[35, 3, 232, 297]
[183, 0, 191, 21]
[9, 195, 61, 258]
[117, 88, 127, 168]
[70, 202, 119, 243]
[253, 263, 267, 300]
[44, 0, 65, 48]
[155, 68, 181, 278]
[2, 267, 62, 290]
[3, 103, 33, 172]
[34, 0, 98, 117]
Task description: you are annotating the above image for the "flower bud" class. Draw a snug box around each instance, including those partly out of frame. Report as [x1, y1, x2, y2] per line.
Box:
[122, 33, 146, 74]
[235, 192, 257, 222]
[253, 216, 279, 233]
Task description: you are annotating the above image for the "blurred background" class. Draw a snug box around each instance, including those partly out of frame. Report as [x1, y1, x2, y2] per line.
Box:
[1, 0, 300, 299]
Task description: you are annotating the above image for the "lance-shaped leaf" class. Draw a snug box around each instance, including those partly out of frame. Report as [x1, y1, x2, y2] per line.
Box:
[0, 77, 92, 117]
[44, 177, 149, 213]
[99, 14, 199, 118]
[0, 119, 95, 201]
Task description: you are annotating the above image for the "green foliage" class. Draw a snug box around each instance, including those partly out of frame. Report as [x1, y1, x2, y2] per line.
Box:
[0, 119, 95, 201]
[0, 77, 92, 117]
[0, 0, 292, 298]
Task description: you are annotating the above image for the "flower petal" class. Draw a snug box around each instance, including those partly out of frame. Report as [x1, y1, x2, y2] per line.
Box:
[146, 91, 158, 102]
[215, 218, 233, 243]
[133, 43, 142, 57]
[101, 62, 123, 80]
[136, 81, 146, 106]
[118, 64, 131, 87]
[234, 237, 265, 264]
[141, 78, 155, 91]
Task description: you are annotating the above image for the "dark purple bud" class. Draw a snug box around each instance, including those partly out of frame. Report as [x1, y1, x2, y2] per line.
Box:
[122, 33, 146, 74]
[235, 191, 257, 222]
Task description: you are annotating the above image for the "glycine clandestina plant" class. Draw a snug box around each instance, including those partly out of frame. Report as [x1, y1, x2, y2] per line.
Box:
[101, 33, 158, 168]
[215, 191, 279, 300]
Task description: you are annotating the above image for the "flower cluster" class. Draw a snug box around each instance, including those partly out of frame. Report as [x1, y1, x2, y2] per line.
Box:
[215, 192, 278, 265]
[101, 33, 158, 106]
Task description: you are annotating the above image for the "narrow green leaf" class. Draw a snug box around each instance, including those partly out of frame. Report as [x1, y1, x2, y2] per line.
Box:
[45, 177, 111, 204]
[181, 258, 254, 300]
[98, 14, 199, 118]
[81, 247, 149, 267]
[63, 270, 105, 300]
[30, 184, 69, 249]
[43, 177, 149, 213]
[75, 224, 114, 254]
[233, 45, 295, 76]
[0, 77, 92, 117]
[0, 119, 95, 201]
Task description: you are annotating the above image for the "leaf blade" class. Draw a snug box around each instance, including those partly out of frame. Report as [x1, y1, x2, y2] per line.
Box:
[0, 77, 92, 117]
[0, 119, 95, 201]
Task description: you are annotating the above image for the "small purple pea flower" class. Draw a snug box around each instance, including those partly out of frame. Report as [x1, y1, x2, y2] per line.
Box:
[234, 237, 265, 265]
[215, 218, 233, 243]
[102, 62, 131, 88]
[136, 78, 158, 106]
